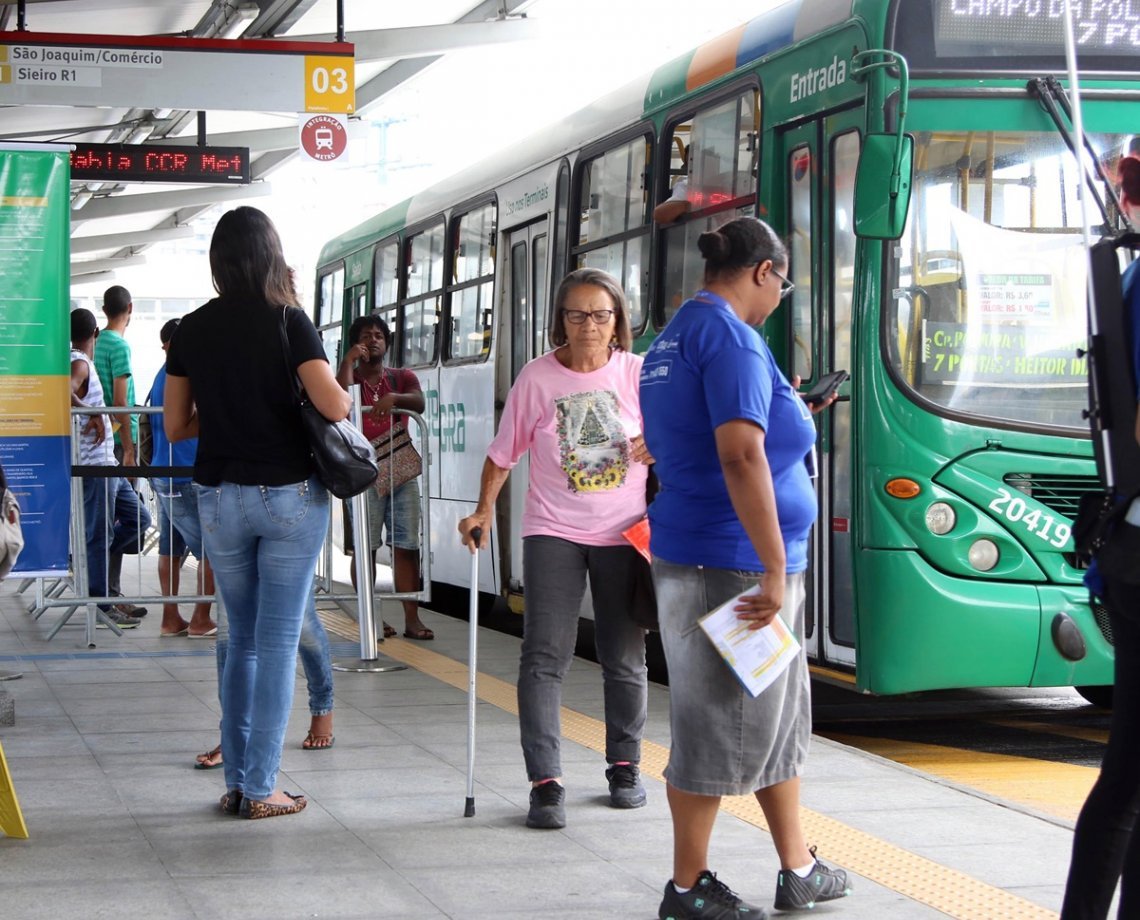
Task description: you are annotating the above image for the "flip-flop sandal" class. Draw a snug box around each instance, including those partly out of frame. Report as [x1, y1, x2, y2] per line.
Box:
[302, 731, 335, 751]
[194, 744, 223, 770]
[160, 627, 189, 638]
[403, 626, 434, 641]
[382, 623, 398, 639]
[188, 627, 218, 639]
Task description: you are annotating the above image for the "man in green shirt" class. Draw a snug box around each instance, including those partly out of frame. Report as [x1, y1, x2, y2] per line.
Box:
[94, 285, 146, 618]
[94, 285, 138, 465]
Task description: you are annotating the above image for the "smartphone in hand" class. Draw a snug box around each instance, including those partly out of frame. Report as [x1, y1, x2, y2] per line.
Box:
[804, 370, 849, 406]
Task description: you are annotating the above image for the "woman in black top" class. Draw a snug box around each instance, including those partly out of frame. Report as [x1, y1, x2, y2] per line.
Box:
[165, 207, 350, 820]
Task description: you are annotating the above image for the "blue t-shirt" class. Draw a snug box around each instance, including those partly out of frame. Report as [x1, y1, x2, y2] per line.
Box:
[640, 292, 818, 572]
[148, 365, 198, 494]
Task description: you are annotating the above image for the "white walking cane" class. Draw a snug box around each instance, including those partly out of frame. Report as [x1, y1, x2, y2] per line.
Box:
[464, 526, 483, 817]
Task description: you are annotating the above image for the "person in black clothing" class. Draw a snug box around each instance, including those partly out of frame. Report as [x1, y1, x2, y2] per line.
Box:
[164, 207, 350, 820]
[1060, 157, 1140, 920]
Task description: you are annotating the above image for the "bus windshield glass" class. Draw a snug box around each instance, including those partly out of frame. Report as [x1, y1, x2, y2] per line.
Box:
[886, 129, 1131, 433]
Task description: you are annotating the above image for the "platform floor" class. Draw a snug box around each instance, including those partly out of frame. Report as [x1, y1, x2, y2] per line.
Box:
[0, 579, 1078, 920]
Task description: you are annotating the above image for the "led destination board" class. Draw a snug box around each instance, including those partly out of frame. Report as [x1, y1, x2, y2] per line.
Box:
[70, 143, 250, 184]
[934, 1, 1140, 56]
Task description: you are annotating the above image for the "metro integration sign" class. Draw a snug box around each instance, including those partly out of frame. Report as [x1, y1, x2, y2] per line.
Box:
[0, 31, 354, 114]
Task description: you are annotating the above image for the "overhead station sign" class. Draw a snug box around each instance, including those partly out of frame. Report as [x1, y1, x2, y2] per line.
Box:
[70, 142, 250, 184]
[0, 31, 354, 114]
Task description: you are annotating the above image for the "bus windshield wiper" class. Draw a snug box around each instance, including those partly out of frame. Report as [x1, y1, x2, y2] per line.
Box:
[1028, 76, 1118, 232]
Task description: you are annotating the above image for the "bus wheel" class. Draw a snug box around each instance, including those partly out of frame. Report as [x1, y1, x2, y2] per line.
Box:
[1075, 685, 1114, 709]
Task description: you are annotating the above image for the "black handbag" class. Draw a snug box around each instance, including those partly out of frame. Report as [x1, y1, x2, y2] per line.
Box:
[278, 308, 377, 499]
[628, 553, 659, 631]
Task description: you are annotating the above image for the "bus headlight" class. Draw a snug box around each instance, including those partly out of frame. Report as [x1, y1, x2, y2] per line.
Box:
[968, 539, 1000, 571]
[925, 502, 956, 535]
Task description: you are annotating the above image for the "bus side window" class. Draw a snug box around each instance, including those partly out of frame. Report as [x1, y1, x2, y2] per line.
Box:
[401, 222, 445, 367]
[789, 146, 813, 380]
[445, 201, 496, 363]
[574, 133, 652, 331]
[373, 237, 400, 357]
[657, 88, 760, 326]
[316, 265, 345, 366]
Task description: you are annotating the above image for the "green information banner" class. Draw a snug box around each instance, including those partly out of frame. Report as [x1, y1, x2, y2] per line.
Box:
[0, 145, 72, 574]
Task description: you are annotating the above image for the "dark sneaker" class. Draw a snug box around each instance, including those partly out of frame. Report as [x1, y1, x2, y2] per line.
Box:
[96, 608, 141, 630]
[773, 848, 851, 911]
[526, 781, 566, 829]
[114, 602, 147, 618]
[659, 871, 766, 920]
[606, 763, 647, 808]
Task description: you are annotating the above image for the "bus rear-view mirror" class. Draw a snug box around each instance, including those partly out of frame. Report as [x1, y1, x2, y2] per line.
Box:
[854, 132, 914, 241]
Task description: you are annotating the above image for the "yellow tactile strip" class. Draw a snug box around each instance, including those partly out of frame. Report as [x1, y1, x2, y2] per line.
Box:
[824, 731, 1096, 824]
[317, 609, 1058, 920]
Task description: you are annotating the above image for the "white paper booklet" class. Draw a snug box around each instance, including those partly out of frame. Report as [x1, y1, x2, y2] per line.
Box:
[698, 586, 801, 697]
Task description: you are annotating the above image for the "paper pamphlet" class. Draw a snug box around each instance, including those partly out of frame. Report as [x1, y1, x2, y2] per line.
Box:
[698, 586, 801, 697]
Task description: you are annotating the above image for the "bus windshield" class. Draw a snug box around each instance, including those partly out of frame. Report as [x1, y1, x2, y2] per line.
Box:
[886, 129, 1131, 433]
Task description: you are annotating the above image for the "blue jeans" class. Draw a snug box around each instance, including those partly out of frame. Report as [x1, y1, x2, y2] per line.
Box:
[82, 475, 152, 602]
[197, 477, 330, 799]
[214, 589, 335, 717]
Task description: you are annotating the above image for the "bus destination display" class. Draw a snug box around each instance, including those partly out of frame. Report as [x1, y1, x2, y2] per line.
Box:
[934, 1, 1140, 56]
[70, 143, 250, 184]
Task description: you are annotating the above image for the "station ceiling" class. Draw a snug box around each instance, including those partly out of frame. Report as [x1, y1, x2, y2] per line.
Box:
[0, 0, 533, 285]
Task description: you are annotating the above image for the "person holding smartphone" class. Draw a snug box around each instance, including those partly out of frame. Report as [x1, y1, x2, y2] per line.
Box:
[640, 217, 847, 920]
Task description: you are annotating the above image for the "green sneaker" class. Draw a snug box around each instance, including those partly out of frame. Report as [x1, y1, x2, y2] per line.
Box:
[773, 848, 851, 911]
[658, 870, 767, 919]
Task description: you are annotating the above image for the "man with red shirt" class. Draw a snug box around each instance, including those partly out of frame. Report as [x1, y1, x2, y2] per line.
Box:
[336, 315, 432, 639]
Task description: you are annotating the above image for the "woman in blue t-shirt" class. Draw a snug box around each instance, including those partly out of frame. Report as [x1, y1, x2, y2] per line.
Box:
[640, 217, 849, 919]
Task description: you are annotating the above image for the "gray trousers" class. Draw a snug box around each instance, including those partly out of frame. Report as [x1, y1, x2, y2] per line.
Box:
[519, 535, 648, 782]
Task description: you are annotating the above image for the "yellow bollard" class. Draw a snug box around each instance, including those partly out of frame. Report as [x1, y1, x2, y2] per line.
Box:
[0, 739, 28, 839]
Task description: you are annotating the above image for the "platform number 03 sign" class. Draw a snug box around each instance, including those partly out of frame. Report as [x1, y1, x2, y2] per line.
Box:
[304, 55, 355, 114]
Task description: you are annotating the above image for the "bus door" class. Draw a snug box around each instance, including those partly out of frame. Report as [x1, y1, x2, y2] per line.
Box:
[781, 112, 860, 669]
[501, 219, 549, 594]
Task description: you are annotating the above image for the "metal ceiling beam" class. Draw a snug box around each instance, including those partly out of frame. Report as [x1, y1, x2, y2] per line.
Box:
[250, 148, 295, 180]
[287, 19, 541, 62]
[71, 226, 196, 255]
[71, 255, 147, 277]
[70, 183, 271, 224]
[70, 271, 118, 288]
[353, 0, 531, 115]
[248, 0, 320, 38]
[147, 125, 299, 152]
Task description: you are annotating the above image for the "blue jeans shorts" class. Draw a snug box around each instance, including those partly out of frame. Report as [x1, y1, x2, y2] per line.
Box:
[156, 487, 204, 558]
[348, 478, 420, 552]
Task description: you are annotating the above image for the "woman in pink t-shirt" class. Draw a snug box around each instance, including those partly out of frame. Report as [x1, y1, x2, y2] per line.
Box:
[459, 268, 653, 830]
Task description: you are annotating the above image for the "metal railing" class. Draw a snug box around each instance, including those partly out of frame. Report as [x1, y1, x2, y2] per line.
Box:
[21, 388, 432, 654]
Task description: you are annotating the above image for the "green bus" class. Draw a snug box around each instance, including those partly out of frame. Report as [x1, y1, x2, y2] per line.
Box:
[316, 0, 1137, 699]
